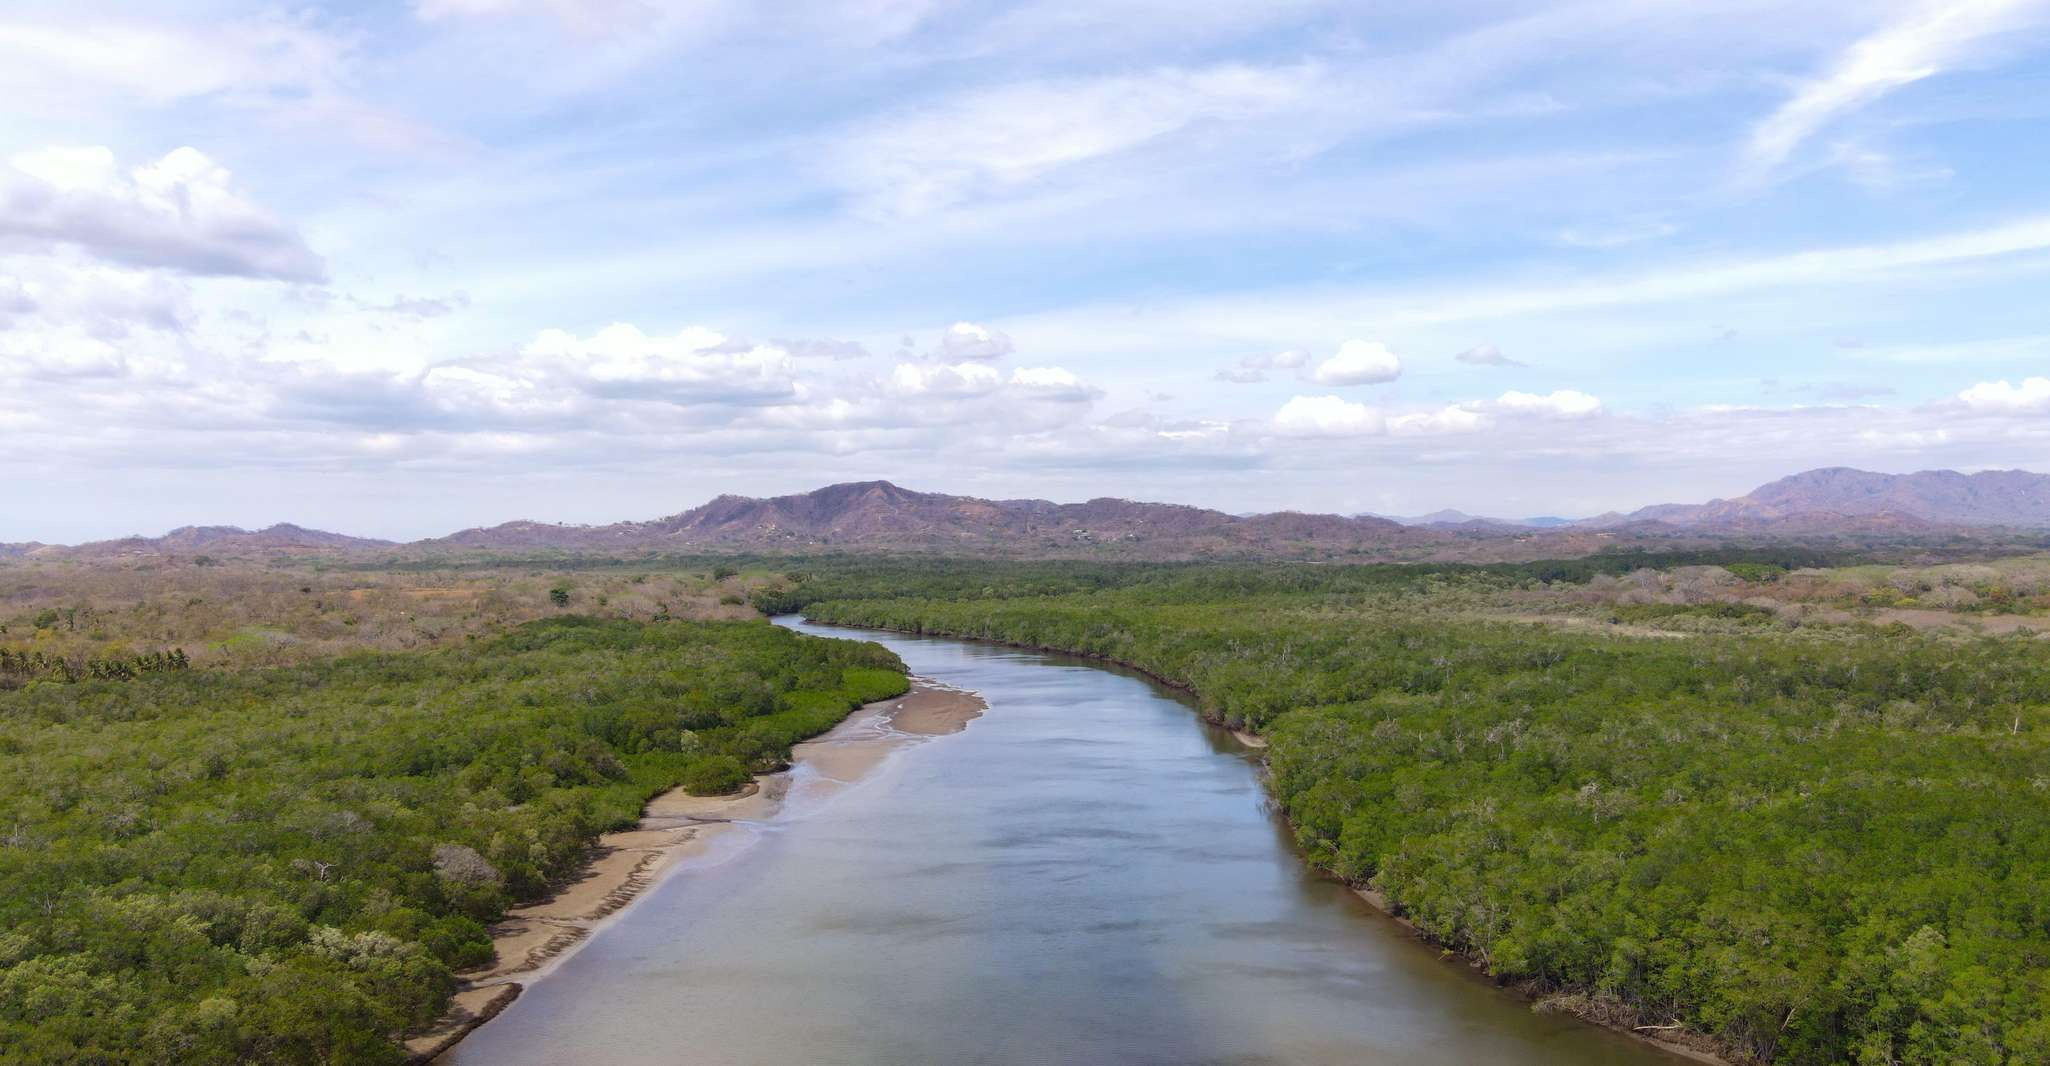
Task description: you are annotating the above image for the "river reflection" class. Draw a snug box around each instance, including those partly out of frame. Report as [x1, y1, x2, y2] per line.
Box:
[440, 619, 1684, 1066]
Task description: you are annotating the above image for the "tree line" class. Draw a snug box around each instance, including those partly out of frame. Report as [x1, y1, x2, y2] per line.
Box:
[0, 647, 190, 686]
[800, 562, 2050, 1065]
[0, 616, 906, 1064]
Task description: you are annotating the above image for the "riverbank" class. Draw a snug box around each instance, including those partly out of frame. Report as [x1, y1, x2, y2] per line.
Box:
[403, 678, 986, 1063]
[796, 614, 1735, 1066]
[1349, 885, 1732, 1065]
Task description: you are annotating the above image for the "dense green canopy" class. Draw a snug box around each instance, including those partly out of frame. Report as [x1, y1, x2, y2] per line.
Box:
[805, 568, 2050, 1065]
[0, 617, 905, 1064]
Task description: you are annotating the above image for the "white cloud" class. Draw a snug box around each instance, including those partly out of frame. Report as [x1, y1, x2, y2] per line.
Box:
[0, 15, 434, 151]
[1272, 394, 1381, 436]
[0, 146, 325, 280]
[890, 360, 1004, 397]
[1215, 348, 1308, 383]
[1958, 376, 2050, 413]
[1454, 343, 1523, 367]
[0, 16, 350, 107]
[514, 323, 798, 404]
[934, 321, 1013, 360]
[831, 62, 1325, 216]
[780, 337, 871, 360]
[1008, 365, 1093, 400]
[1311, 340, 1402, 385]
[1495, 389, 1602, 418]
[1742, 0, 2050, 180]
[1388, 404, 1489, 435]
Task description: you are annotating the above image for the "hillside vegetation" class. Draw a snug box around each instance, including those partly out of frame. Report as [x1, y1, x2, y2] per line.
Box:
[0, 617, 906, 1064]
[800, 561, 2050, 1065]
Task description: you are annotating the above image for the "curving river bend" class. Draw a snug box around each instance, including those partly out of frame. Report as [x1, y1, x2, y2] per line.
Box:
[440, 619, 1686, 1066]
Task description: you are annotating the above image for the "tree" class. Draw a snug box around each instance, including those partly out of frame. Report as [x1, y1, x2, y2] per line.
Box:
[547, 585, 571, 608]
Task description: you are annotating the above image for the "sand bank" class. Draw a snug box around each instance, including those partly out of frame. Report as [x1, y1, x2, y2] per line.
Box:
[407, 678, 986, 1063]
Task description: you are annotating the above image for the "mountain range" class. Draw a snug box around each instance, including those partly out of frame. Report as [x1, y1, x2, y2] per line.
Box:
[14, 467, 2050, 562]
[1584, 467, 2050, 532]
[418, 480, 1422, 558]
[1372, 509, 1576, 529]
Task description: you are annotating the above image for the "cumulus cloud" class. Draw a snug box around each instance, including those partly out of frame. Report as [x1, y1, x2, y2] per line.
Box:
[890, 360, 1003, 397]
[1271, 387, 1609, 439]
[255, 323, 811, 431]
[1310, 340, 1402, 386]
[516, 323, 798, 404]
[0, 258, 194, 341]
[1273, 394, 1381, 436]
[1389, 404, 1489, 435]
[1455, 343, 1524, 367]
[1495, 389, 1602, 418]
[1957, 376, 2050, 413]
[933, 320, 1013, 360]
[779, 337, 871, 360]
[0, 146, 325, 280]
[1008, 365, 1096, 401]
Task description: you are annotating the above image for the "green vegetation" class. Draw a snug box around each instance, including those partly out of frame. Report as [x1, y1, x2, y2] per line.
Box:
[800, 561, 2050, 1065]
[0, 617, 905, 1064]
[0, 647, 189, 684]
[746, 547, 1869, 616]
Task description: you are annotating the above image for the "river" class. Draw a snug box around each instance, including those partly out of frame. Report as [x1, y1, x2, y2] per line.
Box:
[439, 619, 1687, 1065]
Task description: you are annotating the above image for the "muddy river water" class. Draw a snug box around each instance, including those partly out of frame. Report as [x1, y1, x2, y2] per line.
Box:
[440, 619, 1683, 1066]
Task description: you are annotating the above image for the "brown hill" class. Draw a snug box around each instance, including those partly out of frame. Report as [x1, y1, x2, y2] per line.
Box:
[57, 524, 395, 559]
[1594, 467, 2050, 530]
[14, 467, 2048, 563]
[426, 480, 1429, 558]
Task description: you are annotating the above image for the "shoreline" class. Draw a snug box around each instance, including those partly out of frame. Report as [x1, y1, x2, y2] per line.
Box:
[404, 677, 986, 1063]
[796, 615, 1736, 1066]
[1347, 885, 1732, 1065]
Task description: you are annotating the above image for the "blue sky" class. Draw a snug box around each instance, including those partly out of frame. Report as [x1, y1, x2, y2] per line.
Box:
[4, 0, 2050, 540]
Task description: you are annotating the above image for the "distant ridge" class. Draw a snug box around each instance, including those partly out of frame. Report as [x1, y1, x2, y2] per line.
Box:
[13, 467, 2050, 562]
[1372, 509, 1568, 529]
[423, 480, 1425, 558]
[1588, 467, 2050, 531]
[49, 524, 394, 559]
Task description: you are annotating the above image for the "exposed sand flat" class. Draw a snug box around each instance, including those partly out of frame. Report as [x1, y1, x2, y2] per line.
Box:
[883, 682, 984, 735]
[646, 779, 786, 822]
[1232, 729, 1268, 749]
[414, 678, 985, 1063]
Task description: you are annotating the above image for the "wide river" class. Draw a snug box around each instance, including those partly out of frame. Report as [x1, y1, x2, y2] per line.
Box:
[442, 619, 1685, 1066]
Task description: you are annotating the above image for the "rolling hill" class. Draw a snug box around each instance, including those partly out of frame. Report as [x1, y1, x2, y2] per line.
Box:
[16, 467, 2050, 562]
[1595, 467, 2050, 531]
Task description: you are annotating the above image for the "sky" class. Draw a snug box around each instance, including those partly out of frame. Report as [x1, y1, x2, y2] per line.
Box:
[5, 0, 2050, 541]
